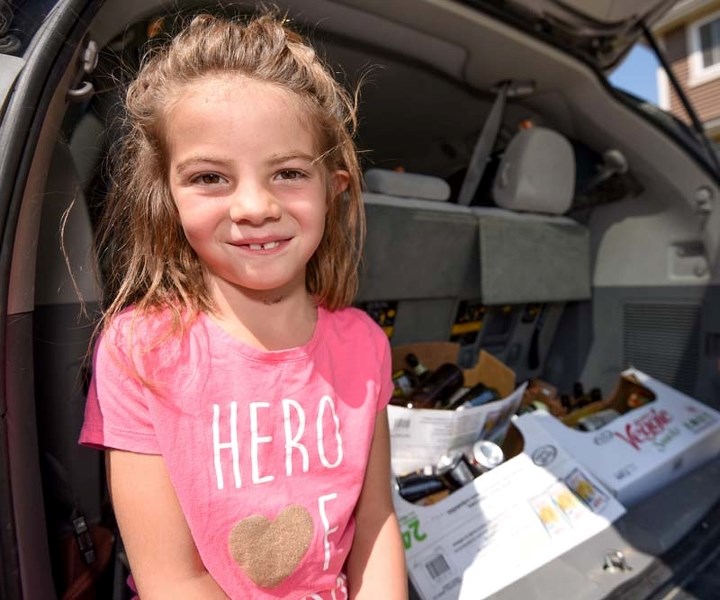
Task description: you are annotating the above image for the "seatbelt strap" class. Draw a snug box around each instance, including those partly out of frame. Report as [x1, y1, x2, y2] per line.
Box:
[457, 81, 511, 206]
[44, 453, 97, 565]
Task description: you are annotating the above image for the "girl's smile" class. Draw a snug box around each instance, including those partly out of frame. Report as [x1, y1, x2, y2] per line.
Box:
[229, 236, 292, 254]
[166, 75, 348, 305]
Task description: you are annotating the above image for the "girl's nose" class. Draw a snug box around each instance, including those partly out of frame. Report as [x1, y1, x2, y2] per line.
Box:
[229, 183, 281, 224]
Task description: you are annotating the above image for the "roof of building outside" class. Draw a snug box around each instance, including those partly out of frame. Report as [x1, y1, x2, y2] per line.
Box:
[653, 0, 720, 35]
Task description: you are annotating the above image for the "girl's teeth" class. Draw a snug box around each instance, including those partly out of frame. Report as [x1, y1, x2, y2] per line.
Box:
[247, 241, 281, 250]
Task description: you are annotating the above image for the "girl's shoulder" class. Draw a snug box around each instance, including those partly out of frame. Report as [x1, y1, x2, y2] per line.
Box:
[322, 306, 389, 350]
[99, 305, 199, 356]
[103, 304, 174, 338]
[96, 305, 204, 383]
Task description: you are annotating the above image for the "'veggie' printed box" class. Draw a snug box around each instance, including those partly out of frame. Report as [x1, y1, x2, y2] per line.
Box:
[525, 368, 720, 506]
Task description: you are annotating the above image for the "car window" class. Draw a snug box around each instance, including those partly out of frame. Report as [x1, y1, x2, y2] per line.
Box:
[608, 42, 720, 177]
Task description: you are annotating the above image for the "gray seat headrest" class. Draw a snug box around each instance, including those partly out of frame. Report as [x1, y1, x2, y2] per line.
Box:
[364, 168, 451, 201]
[492, 127, 575, 215]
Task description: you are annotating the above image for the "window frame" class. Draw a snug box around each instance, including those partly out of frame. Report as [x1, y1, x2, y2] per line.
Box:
[688, 9, 720, 86]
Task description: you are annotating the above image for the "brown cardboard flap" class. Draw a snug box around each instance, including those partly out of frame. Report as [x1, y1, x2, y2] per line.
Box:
[391, 343, 516, 398]
[561, 372, 657, 428]
[464, 350, 516, 398]
[391, 342, 460, 372]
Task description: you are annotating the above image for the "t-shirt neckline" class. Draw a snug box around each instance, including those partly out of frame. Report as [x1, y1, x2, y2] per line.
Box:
[199, 306, 326, 362]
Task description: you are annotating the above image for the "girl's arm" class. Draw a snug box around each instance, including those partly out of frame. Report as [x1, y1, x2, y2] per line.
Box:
[106, 449, 229, 599]
[346, 408, 408, 599]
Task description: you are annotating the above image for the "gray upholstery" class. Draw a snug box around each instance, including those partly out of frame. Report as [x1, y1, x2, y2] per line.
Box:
[475, 210, 591, 304]
[35, 142, 102, 525]
[359, 193, 479, 301]
[492, 127, 575, 215]
[359, 128, 588, 310]
[470, 128, 590, 304]
[364, 168, 451, 201]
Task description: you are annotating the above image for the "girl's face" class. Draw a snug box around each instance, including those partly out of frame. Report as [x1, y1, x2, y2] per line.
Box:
[166, 75, 348, 303]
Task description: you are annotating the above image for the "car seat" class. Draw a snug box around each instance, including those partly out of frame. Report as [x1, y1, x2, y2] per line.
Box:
[34, 140, 112, 597]
[471, 126, 591, 305]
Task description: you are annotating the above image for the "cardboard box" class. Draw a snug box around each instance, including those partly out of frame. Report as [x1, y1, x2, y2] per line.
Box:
[388, 343, 625, 599]
[524, 368, 720, 506]
[388, 343, 520, 475]
[393, 415, 626, 600]
[522, 378, 566, 417]
[391, 342, 516, 398]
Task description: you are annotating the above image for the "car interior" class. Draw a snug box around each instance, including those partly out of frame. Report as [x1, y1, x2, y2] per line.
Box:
[4, 0, 720, 598]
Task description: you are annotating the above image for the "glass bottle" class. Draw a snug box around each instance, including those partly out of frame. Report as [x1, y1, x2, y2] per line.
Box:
[405, 363, 464, 409]
[405, 353, 431, 386]
[445, 382, 500, 410]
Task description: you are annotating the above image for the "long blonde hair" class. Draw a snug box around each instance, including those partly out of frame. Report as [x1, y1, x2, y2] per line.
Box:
[97, 12, 365, 332]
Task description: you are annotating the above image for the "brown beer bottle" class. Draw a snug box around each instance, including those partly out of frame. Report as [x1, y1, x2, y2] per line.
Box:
[405, 363, 464, 409]
[405, 353, 431, 386]
[391, 369, 414, 400]
[572, 382, 588, 409]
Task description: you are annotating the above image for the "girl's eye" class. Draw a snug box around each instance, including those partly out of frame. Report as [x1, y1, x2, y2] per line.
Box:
[276, 169, 306, 181]
[192, 173, 225, 185]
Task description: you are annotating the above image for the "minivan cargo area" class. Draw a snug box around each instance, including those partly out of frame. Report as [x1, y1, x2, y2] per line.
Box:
[1, 0, 720, 598]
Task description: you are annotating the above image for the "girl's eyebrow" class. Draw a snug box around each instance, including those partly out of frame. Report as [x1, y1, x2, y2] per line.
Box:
[174, 153, 316, 173]
[175, 156, 232, 173]
[267, 152, 316, 165]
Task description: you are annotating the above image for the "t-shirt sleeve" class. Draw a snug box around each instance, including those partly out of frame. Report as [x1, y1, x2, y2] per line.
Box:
[376, 332, 393, 412]
[79, 325, 161, 454]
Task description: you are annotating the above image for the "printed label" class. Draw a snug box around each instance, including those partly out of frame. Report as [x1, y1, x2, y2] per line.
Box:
[564, 468, 609, 513]
[612, 408, 674, 451]
[400, 514, 428, 550]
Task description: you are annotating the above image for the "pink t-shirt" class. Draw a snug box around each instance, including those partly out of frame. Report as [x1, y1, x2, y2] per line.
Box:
[80, 306, 392, 599]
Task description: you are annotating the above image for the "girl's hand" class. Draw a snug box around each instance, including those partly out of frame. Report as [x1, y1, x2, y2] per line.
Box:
[346, 408, 409, 599]
[106, 450, 229, 599]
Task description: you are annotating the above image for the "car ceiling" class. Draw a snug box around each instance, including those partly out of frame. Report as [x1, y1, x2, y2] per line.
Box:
[81, 0, 717, 205]
[86, 0, 603, 175]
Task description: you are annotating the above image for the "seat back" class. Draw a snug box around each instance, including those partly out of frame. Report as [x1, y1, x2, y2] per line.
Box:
[34, 141, 103, 533]
[359, 169, 481, 348]
[471, 127, 590, 305]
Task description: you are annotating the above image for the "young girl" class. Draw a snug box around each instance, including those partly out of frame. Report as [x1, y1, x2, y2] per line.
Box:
[80, 13, 407, 599]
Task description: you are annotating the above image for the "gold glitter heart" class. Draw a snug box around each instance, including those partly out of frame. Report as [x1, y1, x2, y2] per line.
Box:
[228, 504, 314, 588]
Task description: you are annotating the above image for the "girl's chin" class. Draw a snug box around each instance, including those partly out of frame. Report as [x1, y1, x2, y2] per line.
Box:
[207, 275, 308, 302]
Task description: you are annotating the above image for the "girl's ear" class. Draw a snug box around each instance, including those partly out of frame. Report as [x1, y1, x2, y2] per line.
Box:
[331, 170, 350, 196]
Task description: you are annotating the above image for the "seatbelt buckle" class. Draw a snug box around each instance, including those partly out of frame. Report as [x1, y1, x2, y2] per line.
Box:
[72, 515, 96, 565]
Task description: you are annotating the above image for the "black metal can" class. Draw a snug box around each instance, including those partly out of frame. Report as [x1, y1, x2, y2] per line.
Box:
[436, 451, 477, 490]
[395, 472, 448, 503]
